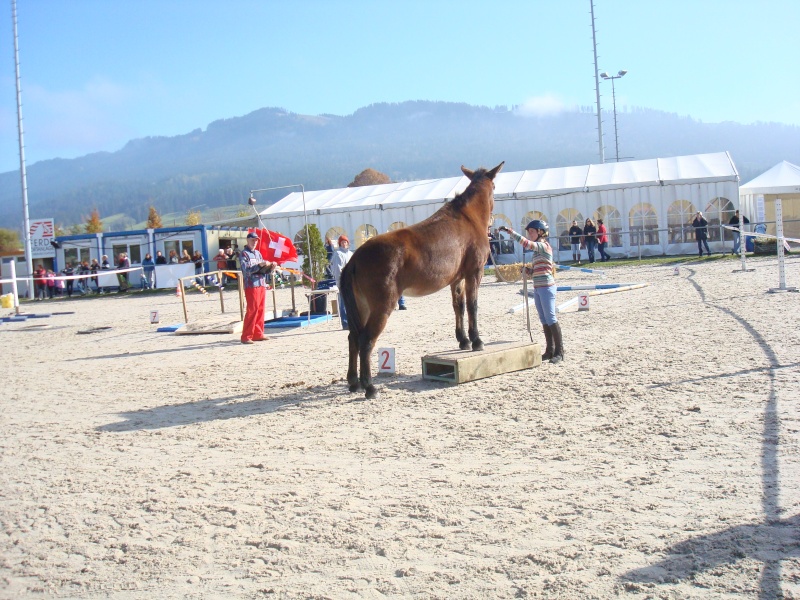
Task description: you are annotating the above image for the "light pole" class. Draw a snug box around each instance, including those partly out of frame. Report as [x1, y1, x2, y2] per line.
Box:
[248, 184, 312, 282]
[600, 70, 628, 162]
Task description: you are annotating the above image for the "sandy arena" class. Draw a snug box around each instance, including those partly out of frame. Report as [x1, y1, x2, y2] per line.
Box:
[1, 256, 799, 599]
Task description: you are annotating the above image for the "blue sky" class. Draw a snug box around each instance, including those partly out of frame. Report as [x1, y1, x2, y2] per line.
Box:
[1, 0, 798, 174]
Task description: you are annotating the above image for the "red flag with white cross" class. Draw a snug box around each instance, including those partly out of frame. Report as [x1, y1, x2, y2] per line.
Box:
[250, 228, 299, 265]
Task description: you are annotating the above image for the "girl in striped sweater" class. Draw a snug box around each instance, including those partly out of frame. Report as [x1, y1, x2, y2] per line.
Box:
[499, 220, 564, 364]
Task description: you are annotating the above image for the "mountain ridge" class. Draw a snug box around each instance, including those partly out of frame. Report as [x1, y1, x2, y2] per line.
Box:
[1, 101, 798, 230]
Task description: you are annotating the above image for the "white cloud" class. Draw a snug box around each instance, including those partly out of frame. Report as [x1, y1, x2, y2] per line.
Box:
[515, 94, 573, 118]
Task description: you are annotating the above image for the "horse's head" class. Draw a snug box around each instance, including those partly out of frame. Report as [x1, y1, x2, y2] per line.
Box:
[461, 161, 505, 187]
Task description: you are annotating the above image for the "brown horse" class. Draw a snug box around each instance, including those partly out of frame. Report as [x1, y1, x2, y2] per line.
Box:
[339, 161, 504, 399]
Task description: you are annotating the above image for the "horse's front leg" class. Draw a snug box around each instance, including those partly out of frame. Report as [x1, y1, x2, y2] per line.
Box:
[347, 329, 360, 392]
[465, 271, 483, 351]
[450, 280, 470, 350]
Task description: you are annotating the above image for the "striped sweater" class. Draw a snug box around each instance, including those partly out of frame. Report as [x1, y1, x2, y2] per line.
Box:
[504, 228, 555, 288]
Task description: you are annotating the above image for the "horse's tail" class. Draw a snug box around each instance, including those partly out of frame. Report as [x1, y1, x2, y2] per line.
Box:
[340, 262, 361, 336]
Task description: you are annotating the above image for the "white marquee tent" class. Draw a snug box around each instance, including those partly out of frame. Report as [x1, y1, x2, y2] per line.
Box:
[235, 151, 742, 260]
[740, 160, 800, 240]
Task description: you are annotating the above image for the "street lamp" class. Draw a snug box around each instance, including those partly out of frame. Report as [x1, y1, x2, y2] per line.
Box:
[248, 184, 312, 281]
[600, 69, 628, 162]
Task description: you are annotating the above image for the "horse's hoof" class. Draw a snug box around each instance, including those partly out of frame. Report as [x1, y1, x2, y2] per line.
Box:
[459, 340, 471, 351]
[472, 340, 484, 351]
[365, 385, 377, 400]
[349, 383, 360, 393]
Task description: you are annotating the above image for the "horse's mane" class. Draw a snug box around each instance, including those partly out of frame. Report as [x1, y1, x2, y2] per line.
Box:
[449, 168, 490, 210]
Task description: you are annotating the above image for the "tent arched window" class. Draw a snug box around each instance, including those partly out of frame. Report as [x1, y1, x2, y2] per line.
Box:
[521, 210, 547, 231]
[594, 205, 623, 247]
[557, 209, 584, 251]
[355, 224, 378, 248]
[629, 203, 659, 246]
[388, 221, 406, 232]
[325, 226, 347, 248]
[491, 213, 513, 254]
[667, 200, 695, 244]
[704, 197, 735, 242]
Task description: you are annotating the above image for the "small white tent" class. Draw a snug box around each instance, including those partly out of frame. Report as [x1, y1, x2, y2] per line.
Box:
[740, 161, 800, 240]
[252, 151, 740, 261]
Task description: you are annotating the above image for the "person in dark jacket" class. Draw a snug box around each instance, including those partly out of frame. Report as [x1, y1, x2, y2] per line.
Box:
[583, 218, 598, 263]
[155, 250, 167, 265]
[692, 211, 711, 257]
[568, 220, 583, 264]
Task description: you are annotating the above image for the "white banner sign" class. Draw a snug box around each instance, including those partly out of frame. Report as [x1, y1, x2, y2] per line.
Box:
[29, 219, 56, 259]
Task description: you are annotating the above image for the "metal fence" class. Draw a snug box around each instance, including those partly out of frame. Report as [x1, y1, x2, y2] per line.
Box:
[489, 218, 800, 263]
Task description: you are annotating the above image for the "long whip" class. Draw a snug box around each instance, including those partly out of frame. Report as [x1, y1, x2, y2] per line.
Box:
[521, 253, 533, 343]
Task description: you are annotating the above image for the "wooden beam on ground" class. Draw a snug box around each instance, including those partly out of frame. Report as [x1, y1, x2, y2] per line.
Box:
[421, 341, 540, 384]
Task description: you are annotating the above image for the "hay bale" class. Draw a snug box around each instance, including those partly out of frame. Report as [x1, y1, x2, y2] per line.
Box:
[495, 263, 523, 283]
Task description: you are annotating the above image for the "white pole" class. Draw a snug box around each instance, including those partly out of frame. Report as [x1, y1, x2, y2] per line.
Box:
[12, 0, 33, 299]
[10, 259, 20, 315]
[589, 0, 605, 164]
[768, 198, 798, 293]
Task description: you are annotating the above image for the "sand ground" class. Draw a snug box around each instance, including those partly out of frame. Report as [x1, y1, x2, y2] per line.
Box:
[1, 255, 799, 599]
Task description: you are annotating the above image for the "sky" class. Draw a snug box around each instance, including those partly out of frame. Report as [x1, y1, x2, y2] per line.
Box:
[1, 0, 799, 174]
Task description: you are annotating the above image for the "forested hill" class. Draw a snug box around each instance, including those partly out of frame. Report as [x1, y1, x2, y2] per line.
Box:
[1, 101, 799, 229]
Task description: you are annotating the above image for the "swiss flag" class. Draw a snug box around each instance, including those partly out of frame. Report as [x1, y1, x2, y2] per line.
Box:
[250, 228, 299, 265]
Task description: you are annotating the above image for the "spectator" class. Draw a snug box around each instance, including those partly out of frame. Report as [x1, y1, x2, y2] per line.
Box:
[77, 261, 91, 294]
[46, 269, 56, 299]
[117, 252, 130, 292]
[568, 220, 583, 264]
[155, 250, 167, 265]
[225, 247, 237, 272]
[329, 235, 354, 329]
[61, 263, 75, 297]
[179, 249, 192, 264]
[33, 264, 47, 300]
[141, 253, 155, 289]
[597, 219, 610, 262]
[168, 250, 179, 264]
[499, 220, 564, 364]
[192, 250, 205, 284]
[691, 211, 711, 257]
[99, 255, 112, 294]
[214, 249, 228, 285]
[728, 209, 750, 255]
[239, 231, 276, 344]
[583, 218, 598, 264]
[90, 258, 100, 292]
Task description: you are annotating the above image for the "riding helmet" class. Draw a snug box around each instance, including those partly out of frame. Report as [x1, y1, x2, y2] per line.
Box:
[526, 219, 549, 234]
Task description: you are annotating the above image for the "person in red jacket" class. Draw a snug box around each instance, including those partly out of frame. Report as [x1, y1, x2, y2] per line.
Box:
[33, 264, 47, 300]
[597, 218, 610, 262]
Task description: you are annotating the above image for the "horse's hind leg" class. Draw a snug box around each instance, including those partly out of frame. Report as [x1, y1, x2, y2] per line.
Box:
[451, 281, 470, 350]
[465, 274, 484, 351]
[347, 329, 360, 392]
[359, 311, 391, 399]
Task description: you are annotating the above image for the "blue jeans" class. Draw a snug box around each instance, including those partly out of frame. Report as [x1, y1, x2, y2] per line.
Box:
[338, 293, 348, 329]
[585, 239, 596, 262]
[532, 285, 557, 326]
[732, 231, 741, 254]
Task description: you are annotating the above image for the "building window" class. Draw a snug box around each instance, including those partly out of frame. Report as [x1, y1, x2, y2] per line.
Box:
[629, 203, 659, 246]
[705, 197, 735, 242]
[355, 224, 378, 248]
[490, 214, 514, 254]
[667, 200, 696, 244]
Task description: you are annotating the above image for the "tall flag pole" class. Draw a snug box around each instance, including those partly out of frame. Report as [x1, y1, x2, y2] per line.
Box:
[12, 0, 33, 298]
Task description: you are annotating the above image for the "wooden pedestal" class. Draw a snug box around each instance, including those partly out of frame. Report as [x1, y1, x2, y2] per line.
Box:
[421, 341, 541, 384]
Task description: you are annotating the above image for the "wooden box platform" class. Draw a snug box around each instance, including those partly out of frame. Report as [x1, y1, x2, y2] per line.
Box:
[421, 341, 541, 384]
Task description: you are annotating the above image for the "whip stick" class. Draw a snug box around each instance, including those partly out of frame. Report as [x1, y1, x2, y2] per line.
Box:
[521, 258, 533, 343]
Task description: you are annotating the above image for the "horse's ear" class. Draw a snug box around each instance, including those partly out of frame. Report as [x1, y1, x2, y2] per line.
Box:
[461, 165, 475, 179]
[486, 161, 505, 180]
